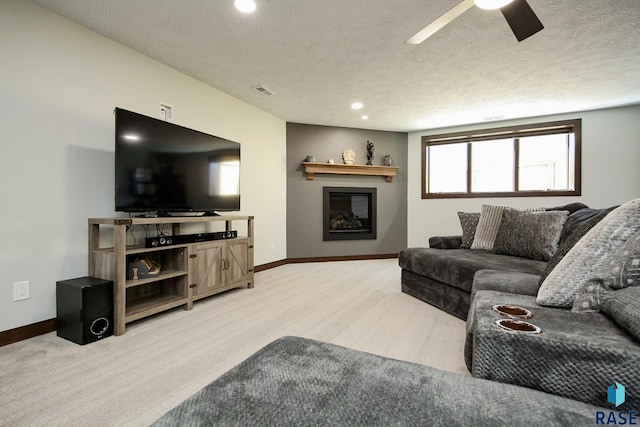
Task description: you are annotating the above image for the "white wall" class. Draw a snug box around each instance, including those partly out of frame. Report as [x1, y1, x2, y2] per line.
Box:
[407, 105, 640, 247]
[0, 0, 287, 332]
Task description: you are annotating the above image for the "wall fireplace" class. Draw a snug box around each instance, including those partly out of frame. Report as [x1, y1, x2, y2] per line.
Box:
[323, 187, 377, 241]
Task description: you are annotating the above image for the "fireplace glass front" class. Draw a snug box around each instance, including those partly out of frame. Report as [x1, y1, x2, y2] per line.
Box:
[323, 187, 377, 241]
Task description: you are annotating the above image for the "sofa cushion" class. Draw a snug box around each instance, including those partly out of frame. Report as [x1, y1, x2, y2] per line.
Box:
[457, 212, 480, 249]
[471, 269, 541, 300]
[538, 207, 614, 287]
[493, 210, 568, 261]
[601, 229, 640, 290]
[600, 287, 640, 342]
[428, 235, 463, 249]
[399, 248, 547, 293]
[573, 229, 640, 312]
[545, 202, 589, 216]
[537, 198, 640, 308]
[558, 206, 617, 245]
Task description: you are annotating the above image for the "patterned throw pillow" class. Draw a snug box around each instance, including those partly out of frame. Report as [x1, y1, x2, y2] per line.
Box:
[572, 229, 640, 312]
[471, 205, 541, 251]
[457, 212, 480, 249]
[599, 287, 640, 342]
[537, 208, 614, 286]
[471, 205, 510, 251]
[537, 199, 640, 308]
[493, 209, 568, 261]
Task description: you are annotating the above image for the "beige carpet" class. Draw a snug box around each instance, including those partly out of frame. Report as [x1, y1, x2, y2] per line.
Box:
[0, 259, 467, 426]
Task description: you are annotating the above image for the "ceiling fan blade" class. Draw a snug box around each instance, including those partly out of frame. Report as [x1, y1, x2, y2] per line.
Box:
[500, 0, 544, 42]
[406, 0, 474, 45]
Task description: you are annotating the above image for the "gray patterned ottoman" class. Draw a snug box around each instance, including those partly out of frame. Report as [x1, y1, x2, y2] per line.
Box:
[153, 336, 604, 426]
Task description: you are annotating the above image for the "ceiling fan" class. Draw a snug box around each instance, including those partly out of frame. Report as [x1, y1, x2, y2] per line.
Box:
[406, 0, 544, 44]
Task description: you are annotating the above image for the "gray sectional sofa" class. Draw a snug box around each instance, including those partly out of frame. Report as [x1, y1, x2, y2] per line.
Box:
[399, 202, 588, 320]
[399, 239, 547, 319]
[399, 201, 640, 411]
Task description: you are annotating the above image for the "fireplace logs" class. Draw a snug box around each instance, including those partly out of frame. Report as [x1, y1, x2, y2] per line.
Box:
[330, 210, 364, 231]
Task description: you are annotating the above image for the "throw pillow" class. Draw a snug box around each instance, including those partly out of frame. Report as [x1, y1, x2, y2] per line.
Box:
[471, 204, 541, 251]
[457, 212, 480, 249]
[537, 207, 614, 286]
[545, 202, 589, 215]
[572, 229, 640, 312]
[536, 198, 640, 308]
[557, 206, 617, 245]
[599, 287, 640, 342]
[471, 204, 505, 251]
[493, 209, 568, 261]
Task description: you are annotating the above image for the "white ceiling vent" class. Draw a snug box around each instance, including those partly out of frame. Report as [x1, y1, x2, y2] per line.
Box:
[253, 85, 275, 96]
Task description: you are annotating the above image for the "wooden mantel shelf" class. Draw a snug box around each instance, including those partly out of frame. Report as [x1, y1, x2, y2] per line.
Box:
[302, 162, 399, 182]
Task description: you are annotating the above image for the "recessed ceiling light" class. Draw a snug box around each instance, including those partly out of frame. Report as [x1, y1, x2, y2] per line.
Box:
[234, 0, 256, 13]
[351, 102, 363, 110]
[361, 115, 369, 120]
[474, 0, 513, 10]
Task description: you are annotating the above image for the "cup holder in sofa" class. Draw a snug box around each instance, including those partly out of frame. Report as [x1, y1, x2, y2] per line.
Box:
[492, 304, 533, 319]
[495, 319, 541, 334]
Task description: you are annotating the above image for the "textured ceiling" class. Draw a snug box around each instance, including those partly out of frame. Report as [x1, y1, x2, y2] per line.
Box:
[31, 0, 640, 132]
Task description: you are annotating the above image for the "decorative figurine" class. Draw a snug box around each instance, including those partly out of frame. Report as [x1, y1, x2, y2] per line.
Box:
[342, 149, 356, 165]
[328, 158, 335, 164]
[384, 154, 394, 166]
[366, 140, 375, 165]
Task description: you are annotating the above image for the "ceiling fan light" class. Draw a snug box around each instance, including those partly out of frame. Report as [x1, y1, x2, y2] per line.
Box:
[474, 0, 514, 10]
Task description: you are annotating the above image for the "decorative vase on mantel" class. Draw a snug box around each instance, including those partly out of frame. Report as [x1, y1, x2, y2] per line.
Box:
[384, 154, 394, 166]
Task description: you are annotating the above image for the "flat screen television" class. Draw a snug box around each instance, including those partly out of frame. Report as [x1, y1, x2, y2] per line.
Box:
[115, 108, 240, 215]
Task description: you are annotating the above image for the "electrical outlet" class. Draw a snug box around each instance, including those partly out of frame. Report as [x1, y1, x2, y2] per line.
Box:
[159, 103, 173, 121]
[14, 281, 30, 301]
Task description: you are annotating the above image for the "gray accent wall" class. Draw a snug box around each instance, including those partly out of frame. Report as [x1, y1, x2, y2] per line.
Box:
[287, 123, 408, 258]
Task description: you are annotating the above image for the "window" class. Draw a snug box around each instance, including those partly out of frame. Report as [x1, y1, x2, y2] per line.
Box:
[422, 119, 581, 198]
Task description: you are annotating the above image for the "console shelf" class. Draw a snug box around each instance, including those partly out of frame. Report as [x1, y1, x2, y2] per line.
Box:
[126, 294, 189, 323]
[301, 162, 399, 182]
[126, 244, 190, 255]
[124, 270, 187, 288]
[89, 215, 254, 336]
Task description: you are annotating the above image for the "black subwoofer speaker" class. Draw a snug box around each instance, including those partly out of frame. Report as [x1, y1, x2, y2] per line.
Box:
[56, 276, 113, 345]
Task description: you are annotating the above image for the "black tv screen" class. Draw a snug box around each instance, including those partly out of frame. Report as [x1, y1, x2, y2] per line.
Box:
[115, 108, 240, 214]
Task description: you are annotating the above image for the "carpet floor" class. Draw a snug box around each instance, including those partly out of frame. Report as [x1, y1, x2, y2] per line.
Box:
[0, 259, 466, 426]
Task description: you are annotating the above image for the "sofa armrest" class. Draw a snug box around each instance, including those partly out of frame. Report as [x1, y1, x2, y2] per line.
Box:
[467, 291, 640, 410]
[428, 235, 462, 249]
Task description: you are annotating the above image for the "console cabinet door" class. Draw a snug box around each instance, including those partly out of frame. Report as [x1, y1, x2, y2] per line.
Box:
[224, 239, 250, 286]
[193, 242, 224, 295]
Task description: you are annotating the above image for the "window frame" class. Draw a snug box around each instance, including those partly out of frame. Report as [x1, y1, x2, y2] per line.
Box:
[421, 119, 582, 199]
